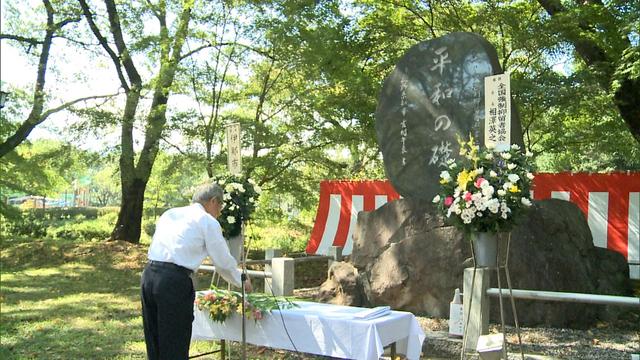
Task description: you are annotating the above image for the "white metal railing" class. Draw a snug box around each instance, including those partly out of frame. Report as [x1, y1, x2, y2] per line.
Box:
[462, 267, 640, 355]
[198, 265, 272, 279]
[487, 288, 640, 307]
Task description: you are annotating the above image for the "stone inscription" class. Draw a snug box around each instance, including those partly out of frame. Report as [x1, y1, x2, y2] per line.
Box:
[375, 32, 523, 200]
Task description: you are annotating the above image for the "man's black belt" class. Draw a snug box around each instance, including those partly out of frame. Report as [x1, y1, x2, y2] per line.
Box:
[148, 260, 193, 276]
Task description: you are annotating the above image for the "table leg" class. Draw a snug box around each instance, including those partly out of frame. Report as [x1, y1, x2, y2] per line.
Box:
[219, 340, 225, 360]
[390, 342, 396, 359]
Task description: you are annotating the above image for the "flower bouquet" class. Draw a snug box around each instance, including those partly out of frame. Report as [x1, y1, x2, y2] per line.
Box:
[195, 286, 297, 323]
[432, 135, 536, 234]
[213, 174, 261, 238]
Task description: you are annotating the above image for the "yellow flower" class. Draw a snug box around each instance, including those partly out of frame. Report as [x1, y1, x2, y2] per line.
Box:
[457, 169, 475, 190]
[465, 136, 479, 160]
[440, 178, 450, 184]
[509, 185, 520, 193]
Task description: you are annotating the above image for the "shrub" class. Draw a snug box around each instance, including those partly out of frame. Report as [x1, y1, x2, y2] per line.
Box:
[26, 207, 101, 220]
[143, 207, 169, 218]
[2, 210, 50, 238]
[98, 210, 119, 224]
[249, 224, 308, 253]
[143, 222, 156, 237]
[51, 220, 111, 241]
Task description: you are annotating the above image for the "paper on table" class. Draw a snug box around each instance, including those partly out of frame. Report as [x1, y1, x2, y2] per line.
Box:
[353, 306, 391, 320]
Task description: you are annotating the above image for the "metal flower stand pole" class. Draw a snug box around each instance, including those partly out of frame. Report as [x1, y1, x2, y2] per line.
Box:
[460, 233, 525, 360]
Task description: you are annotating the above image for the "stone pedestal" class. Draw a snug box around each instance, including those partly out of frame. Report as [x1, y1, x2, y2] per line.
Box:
[264, 248, 282, 294]
[271, 257, 294, 296]
[463, 267, 490, 351]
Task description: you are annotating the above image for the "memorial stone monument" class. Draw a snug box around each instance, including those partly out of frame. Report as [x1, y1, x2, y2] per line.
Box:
[319, 32, 632, 329]
[375, 32, 523, 200]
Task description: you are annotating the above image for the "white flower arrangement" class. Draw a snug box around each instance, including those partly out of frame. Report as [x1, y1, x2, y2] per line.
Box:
[213, 174, 261, 237]
[432, 136, 536, 233]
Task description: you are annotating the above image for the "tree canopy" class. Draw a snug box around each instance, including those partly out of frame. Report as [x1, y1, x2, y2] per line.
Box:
[2, 0, 638, 242]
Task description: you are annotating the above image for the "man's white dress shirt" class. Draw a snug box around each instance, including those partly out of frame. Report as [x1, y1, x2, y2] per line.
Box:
[148, 203, 242, 287]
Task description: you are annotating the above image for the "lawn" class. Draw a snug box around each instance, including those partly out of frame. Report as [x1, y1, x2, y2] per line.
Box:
[0, 236, 150, 359]
[0, 236, 328, 359]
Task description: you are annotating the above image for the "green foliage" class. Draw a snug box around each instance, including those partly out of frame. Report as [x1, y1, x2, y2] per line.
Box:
[89, 160, 121, 207]
[50, 219, 112, 241]
[143, 221, 156, 237]
[1, 207, 117, 241]
[144, 152, 198, 210]
[2, 209, 50, 238]
[3, 0, 639, 246]
[248, 213, 311, 253]
[0, 139, 102, 221]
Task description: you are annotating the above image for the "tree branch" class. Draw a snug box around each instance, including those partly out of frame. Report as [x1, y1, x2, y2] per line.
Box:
[0, 92, 119, 157]
[41, 92, 120, 118]
[180, 40, 274, 61]
[78, 0, 131, 91]
[0, 34, 44, 45]
[104, 0, 142, 87]
[54, 16, 81, 30]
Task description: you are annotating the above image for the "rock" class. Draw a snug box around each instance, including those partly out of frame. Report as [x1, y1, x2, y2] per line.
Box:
[326, 198, 634, 327]
[317, 261, 366, 307]
[352, 198, 469, 318]
[501, 199, 633, 327]
[375, 32, 524, 201]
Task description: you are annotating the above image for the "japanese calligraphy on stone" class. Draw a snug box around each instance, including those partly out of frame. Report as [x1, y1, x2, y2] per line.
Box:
[375, 32, 524, 201]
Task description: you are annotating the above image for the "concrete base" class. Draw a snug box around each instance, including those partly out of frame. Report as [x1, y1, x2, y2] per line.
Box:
[463, 267, 491, 351]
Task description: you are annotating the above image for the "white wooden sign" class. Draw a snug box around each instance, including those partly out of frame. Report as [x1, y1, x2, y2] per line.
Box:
[226, 122, 242, 175]
[484, 73, 511, 151]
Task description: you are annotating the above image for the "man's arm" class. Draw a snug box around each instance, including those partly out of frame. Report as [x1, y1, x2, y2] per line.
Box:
[202, 219, 243, 288]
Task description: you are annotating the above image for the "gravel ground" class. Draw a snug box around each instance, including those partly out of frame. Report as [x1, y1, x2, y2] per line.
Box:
[415, 316, 639, 359]
[294, 287, 640, 360]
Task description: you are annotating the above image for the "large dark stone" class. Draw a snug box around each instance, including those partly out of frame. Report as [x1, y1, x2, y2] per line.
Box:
[375, 32, 524, 201]
[502, 199, 634, 327]
[351, 198, 468, 318]
[320, 198, 634, 327]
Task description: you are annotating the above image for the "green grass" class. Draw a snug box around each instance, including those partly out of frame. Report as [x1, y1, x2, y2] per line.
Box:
[1, 236, 148, 359]
[0, 236, 325, 359]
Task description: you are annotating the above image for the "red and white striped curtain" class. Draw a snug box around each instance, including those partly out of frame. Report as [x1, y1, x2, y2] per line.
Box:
[532, 173, 639, 279]
[305, 173, 640, 279]
[305, 180, 400, 256]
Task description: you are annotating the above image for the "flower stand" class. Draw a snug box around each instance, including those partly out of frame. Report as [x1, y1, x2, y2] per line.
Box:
[461, 233, 525, 360]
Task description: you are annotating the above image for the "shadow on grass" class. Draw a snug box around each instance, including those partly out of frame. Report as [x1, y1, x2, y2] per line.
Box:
[1, 236, 147, 359]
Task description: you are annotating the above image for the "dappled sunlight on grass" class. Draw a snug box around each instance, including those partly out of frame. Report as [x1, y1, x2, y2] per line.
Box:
[1, 237, 147, 359]
[0, 235, 328, 360]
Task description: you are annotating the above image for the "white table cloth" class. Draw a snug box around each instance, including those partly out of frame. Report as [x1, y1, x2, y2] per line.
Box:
[192, 295, 425, 360]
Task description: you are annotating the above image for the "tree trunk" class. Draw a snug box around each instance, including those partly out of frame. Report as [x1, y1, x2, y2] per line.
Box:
[106, 0, 193, 243]
[111, 178, 146, 243]
[614, 78, 640, 144]
[537, 0, 640, 144]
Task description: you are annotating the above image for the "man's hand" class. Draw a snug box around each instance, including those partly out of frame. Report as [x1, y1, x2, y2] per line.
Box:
[243, 276, 253, 293]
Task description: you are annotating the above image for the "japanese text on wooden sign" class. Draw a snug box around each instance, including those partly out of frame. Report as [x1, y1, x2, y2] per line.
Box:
[226, 123, 242, 175]
[484, 73, 511, 151]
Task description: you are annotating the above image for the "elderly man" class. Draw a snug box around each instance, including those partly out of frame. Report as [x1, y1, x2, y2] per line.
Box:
[141, 182, 251, 360]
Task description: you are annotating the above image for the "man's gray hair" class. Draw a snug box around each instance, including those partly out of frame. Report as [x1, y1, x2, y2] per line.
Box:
[192, 182, 224, 205]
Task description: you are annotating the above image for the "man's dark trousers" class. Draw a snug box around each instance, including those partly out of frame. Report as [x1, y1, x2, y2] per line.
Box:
[141, 261, 195, 360]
